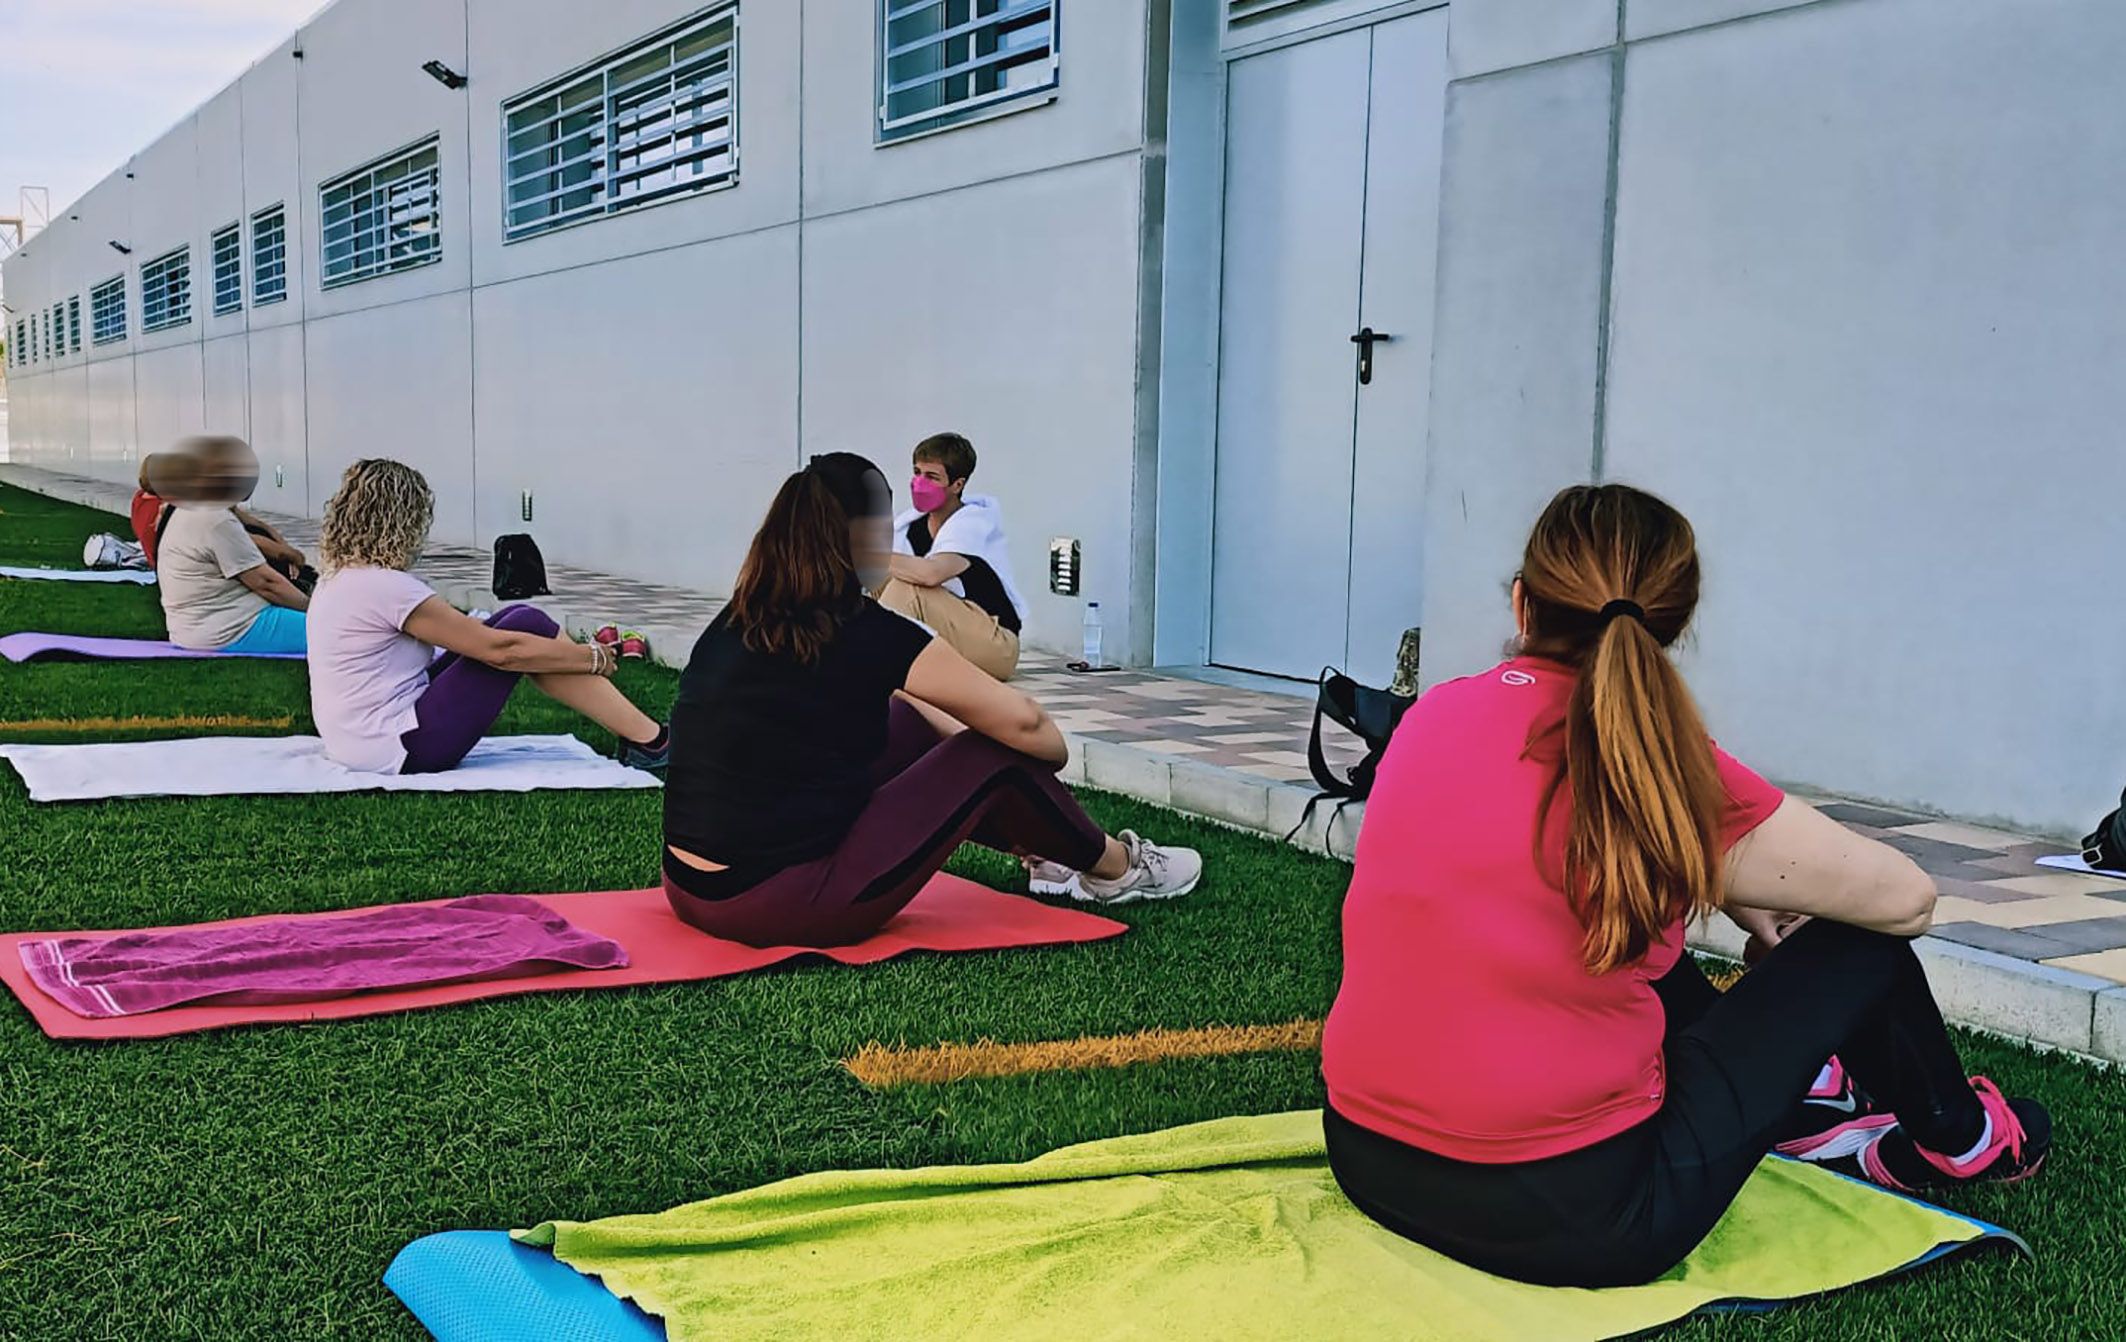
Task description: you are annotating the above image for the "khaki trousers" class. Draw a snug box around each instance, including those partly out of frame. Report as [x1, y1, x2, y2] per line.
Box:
[877, 578, 1021, 681]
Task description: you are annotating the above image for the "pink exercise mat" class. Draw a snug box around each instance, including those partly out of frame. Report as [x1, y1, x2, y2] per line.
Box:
[0, 877, 1127, 1040]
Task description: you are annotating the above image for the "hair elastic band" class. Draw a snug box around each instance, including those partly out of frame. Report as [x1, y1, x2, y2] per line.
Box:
[1600, 599, 1646, 625]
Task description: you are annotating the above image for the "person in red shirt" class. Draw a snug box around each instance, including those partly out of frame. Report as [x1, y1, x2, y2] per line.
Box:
[128, 462, 167, 567]
[1321, 483, 2049, 1288]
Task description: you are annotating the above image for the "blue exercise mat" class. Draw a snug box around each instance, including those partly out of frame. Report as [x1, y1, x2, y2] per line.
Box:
[385, 1230, 663, 1342]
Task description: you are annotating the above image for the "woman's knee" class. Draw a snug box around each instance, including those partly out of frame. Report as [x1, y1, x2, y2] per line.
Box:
[1779, 916, 1923, 982]
[491, 604, 559, 638]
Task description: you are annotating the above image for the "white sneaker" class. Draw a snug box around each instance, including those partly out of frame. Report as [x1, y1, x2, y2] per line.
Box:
[1024, 857, 1079, 898]
[1072, 831, 1203, 906]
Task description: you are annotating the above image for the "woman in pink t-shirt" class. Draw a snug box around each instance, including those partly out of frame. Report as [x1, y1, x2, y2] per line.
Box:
[1320, 484, 2049, 1288]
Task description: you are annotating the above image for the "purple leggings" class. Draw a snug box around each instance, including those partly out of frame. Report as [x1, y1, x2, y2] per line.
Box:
[663, 699, 1108, 948]
[398, 604, 558, 775]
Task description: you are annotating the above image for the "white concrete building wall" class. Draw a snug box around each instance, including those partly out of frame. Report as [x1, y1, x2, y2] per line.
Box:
[14, 0, 2125, 834]
[4, 0, 1167, 659]
[463, 0, 807, 593]
[1601, 0, 2126, 834]
[242, 33, 312, 516]
[1416, 0, 2126, 834]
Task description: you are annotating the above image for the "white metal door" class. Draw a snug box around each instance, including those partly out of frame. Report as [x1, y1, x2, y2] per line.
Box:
[1344, 11, 1447, 688]
[1208, 29, 1372, 680]
[1208, 11, 1448, 683]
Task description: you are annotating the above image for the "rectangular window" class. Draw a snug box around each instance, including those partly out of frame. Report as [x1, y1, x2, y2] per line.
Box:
[252, 204, 288, 305]
[320, 137, 442, 288]
[140, 246, 193, 332]
[878, 0, 1058, 142]
[503, 7, 739, 242]
[68, 295, 82, 353]
[51, 305, 65, 358]
[212, 223, 244, 315]
[91, 275, 128, 344]
[11, 320, 21, 366]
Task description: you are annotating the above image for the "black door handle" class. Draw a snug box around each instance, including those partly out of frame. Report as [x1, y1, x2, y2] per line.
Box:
[1350, 327, 1394, 385]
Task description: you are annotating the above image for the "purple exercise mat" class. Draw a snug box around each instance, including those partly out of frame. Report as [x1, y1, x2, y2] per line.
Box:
[0, 632, 305, 663]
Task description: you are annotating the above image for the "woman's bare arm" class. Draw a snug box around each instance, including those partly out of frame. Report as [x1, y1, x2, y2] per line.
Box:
[900, 639, 1066, 765]
[401, 598, 610, 676]
[1724, 797, 1936, 938]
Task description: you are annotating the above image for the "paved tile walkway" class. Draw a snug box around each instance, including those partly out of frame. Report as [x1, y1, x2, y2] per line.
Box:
[1814, 804, 2126, 981]
[8, 462, 2126, 1033]
[1015, 661, 1365, 785]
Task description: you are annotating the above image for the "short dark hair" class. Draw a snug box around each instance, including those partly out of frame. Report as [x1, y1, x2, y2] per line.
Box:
[913, 432, 976, 485]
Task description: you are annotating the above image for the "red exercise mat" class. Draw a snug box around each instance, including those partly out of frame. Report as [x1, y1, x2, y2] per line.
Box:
[0, 877, 1126, 1040]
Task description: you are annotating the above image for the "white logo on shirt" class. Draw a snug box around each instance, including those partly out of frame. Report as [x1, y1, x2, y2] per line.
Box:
[1502, 670, 1536, 687]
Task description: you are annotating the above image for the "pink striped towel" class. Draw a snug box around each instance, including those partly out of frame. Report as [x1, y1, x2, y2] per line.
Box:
[18, 895, 628, 1019]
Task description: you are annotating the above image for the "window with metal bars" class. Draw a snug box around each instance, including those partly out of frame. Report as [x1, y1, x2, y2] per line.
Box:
[91, 275, 128, 344]
[878, 0, 1057, 142]
[1223, 0, 1321, 29]
[141, 246, 193, 331]
[68, 295, 82, 353]
[503, 7, 739, 242]
[252, 204, 288, 304]
[51, 305, 65, 358]
[320, 137, 442, 287]
[212, 223, 244, 315]
[11, 320, 22, 365]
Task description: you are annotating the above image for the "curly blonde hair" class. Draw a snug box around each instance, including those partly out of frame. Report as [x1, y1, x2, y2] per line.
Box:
[319, 459, 435, 573]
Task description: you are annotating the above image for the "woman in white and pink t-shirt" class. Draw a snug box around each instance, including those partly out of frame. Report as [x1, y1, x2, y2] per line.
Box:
[1321, 483, 2050, 1288]
[306, 459, 668, 775]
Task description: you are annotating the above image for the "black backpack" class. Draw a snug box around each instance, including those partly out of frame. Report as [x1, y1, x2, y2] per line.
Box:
[1284, 667, 1415, 843]
[2081, 793, 2126, 874]
[492, 534, 552, 601]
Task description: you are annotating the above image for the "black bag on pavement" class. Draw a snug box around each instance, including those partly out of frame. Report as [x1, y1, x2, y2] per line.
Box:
[1285, 667, 1416, 842]
[2080, 793, 2126, 873]
[492, 533, 552, 600]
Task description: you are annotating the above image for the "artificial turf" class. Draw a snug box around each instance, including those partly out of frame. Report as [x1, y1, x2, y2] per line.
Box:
[0, 480, 2118, 1340]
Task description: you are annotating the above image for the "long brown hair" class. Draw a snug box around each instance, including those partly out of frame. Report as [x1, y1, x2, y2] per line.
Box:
[1519, 484, 1728, 974]
[724, 453, 888, 664]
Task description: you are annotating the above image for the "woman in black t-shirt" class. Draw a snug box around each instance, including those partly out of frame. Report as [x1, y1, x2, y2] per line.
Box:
[662, 452, 1204, 948]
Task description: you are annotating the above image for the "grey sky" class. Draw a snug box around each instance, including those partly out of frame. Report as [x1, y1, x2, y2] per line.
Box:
[0, 0, 322, 225]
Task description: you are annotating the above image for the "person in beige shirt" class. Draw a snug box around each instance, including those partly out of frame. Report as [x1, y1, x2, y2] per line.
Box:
[153, 438, 310, 653]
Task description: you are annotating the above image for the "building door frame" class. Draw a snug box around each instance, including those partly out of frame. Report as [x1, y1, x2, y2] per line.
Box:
[1150, 0, 1449, 675]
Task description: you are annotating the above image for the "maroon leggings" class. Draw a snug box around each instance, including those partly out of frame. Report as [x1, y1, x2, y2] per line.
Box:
[663, 699, 1108, 947]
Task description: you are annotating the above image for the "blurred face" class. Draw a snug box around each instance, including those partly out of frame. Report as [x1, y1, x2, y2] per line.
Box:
[155, 438, 259, 504]
[849, 468, 894, 588]
[198, 443, 261, 503]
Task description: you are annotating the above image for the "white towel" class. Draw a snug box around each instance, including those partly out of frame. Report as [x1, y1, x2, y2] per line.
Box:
[0, 734, 660, 803]
[0, 566, 156, 585]
[2035, 854, 2126, 880]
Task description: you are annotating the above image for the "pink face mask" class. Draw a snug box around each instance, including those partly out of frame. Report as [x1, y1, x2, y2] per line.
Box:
[910, 477, 952, 514]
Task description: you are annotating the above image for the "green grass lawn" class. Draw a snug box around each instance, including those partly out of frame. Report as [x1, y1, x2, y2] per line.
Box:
[0, 481, 2118, 1339]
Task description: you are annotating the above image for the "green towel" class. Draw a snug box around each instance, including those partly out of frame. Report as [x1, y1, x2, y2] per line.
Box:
[516, 1110, 2006, 1342]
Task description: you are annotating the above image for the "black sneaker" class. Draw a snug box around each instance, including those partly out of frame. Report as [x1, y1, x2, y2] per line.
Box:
[618, 726, 671, 773]
[1855, 1077, 2051, 1191]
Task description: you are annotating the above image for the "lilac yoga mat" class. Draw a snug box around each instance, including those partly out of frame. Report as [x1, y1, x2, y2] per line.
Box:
[17, 895, 628, 1018]
[0, 632, 305, 663]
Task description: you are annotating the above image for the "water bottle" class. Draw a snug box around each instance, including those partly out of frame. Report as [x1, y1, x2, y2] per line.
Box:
[1081, 601, 1104, 670]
